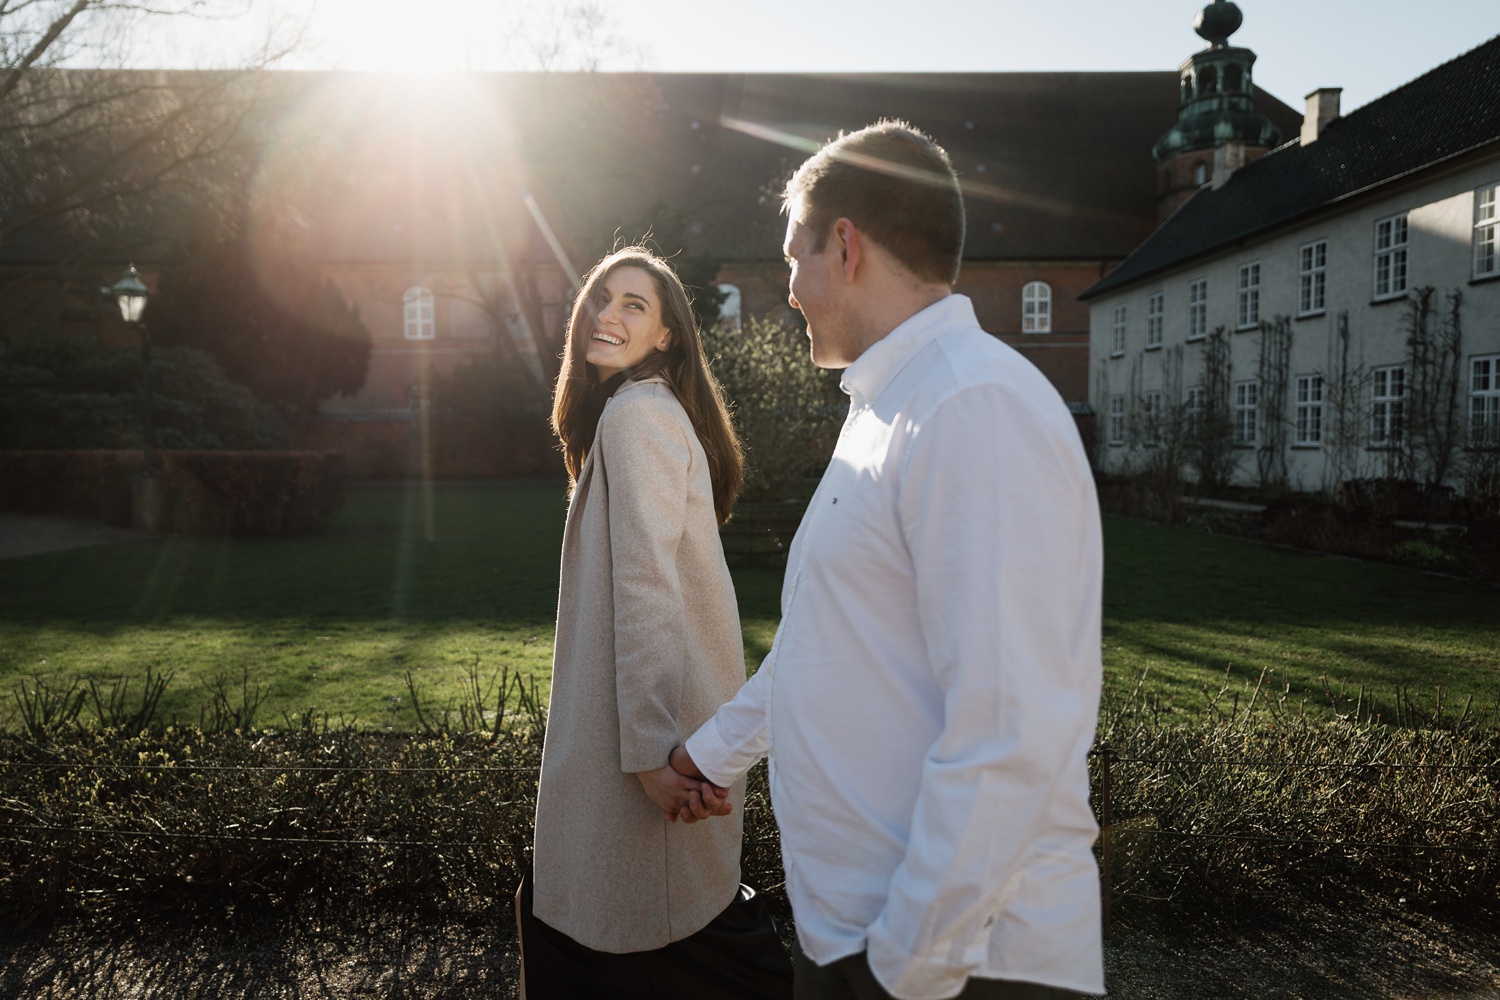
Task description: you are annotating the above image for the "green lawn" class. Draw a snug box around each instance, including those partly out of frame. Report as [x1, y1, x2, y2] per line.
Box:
[1, 484, 1496, 730]
[1101, 517, 1500, 722]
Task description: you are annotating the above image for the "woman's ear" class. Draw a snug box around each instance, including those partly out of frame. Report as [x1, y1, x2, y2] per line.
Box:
[655, 330, 672, 353]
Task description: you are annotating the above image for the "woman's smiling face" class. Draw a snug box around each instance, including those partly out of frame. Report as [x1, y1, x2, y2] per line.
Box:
[585, 266, 672, 382]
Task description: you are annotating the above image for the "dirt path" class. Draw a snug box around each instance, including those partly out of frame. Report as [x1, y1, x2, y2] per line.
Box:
[4, 888, 1497, 999]
[0, 513, 144, 561]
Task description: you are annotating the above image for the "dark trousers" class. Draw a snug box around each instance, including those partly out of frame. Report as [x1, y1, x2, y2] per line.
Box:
[792, 940, 1081, 1000]
[517, 874, 793, 999]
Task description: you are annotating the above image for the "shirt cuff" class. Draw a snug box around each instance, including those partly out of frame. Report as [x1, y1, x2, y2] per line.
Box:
[683, 717, 757, 788]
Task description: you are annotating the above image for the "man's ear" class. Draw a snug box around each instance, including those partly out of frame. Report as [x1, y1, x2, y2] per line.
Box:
[832, 217, 860, 282]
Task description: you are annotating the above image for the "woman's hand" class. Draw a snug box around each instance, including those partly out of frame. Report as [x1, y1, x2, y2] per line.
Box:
[635, 765, 732, 823]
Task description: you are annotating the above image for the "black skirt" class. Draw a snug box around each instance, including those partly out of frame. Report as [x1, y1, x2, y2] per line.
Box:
[516, 874, 794, 999]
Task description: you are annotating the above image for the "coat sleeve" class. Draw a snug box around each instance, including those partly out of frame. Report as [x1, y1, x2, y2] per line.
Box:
[597, 388, 696, 774]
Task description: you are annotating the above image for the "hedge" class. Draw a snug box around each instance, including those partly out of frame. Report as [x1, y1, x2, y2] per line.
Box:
[2, 669, 1496, 927]
[0, 449, 346, 537]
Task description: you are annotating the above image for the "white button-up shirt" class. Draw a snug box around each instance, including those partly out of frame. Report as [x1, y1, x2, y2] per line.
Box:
[686, 294, 1104, 999]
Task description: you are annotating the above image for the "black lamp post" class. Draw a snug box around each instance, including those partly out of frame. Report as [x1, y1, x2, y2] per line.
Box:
[108, 264, 159, 531]
[110, 264, 153, 467]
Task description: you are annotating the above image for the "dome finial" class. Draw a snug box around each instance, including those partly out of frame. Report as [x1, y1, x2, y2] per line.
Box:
[1194, 0, 1243, 47]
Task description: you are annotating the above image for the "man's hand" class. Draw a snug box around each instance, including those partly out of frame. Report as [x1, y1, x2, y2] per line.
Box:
[669, 744, 706, 780]
[665, 744, 731, 823]
[635, 763, 732, 823]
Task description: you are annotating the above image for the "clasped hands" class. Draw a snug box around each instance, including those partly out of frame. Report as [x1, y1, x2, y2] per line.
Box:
[634, 746, 733, 824]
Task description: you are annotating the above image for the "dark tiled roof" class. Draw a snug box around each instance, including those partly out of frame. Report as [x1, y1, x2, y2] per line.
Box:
[2, 69, 1303, 269]
[632, 72, 1299, 262]
[1081, 35, 1500, 300]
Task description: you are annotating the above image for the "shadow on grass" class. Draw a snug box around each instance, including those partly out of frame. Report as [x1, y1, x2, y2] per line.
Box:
[1102, 516, 1500, 714]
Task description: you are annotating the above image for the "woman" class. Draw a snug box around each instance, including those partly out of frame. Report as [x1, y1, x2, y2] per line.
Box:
[521, 248, 792, 998]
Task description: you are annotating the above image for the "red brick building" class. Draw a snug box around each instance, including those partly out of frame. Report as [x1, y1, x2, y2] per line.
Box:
[5, 69, 1300, 476]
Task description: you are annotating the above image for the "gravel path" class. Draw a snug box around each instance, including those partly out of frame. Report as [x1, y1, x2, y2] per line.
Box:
[4, 886, 1497, 999]
[0, 513, 144, 561]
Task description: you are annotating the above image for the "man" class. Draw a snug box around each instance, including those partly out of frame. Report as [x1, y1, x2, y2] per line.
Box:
[673, 120, 1104, 1000]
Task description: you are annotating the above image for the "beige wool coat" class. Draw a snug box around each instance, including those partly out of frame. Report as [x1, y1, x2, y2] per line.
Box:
[531, 378, 746, 954]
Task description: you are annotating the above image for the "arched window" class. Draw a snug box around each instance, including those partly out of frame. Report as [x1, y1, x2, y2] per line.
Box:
[1199, 66, 1218, 93]
[717, 284, 742, 330]
[1021, 281, 1051, 334]
[1180, 75, 1193, 104]
[403, 286, 435, 340]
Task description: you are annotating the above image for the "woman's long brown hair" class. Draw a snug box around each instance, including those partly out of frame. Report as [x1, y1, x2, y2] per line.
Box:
[551, 247, 744, 525]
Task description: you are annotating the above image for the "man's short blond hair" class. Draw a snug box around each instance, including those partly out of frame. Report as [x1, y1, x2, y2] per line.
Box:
[784, 119, 964, 286]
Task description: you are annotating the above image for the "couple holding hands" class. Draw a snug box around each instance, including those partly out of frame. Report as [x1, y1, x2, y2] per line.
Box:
[521, 121, 1106, 1000]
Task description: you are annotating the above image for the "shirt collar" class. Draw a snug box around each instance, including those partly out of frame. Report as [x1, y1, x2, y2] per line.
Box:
[839, 294, 977, 405]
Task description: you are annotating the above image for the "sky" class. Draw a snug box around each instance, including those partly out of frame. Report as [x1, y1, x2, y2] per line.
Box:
[155, 0, 1500, 116]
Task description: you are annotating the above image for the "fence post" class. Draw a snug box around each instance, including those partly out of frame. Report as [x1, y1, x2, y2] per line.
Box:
[1099, 741, 1114, 942]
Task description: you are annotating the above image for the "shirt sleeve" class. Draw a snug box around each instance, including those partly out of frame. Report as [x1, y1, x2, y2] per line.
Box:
[598, 389, 694, 774]
[682, 647, 773, 787]
[864, 384, 1103, 999]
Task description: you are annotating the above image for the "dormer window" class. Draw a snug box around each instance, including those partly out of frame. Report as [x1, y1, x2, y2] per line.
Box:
[1194, 162, 1208, 186]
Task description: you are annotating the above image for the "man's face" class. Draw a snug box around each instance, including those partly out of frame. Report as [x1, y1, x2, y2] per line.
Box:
[784, 197, 855, 369]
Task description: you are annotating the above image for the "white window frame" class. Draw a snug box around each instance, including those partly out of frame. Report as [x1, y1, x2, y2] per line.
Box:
[1298, 239, 1327, 317]
[1185, 385, 1206, 434]
[404, 286, 436, 340]
[1022, 280, 1052, 333]
[1371, 365, 1406, 446]
[1145, 292, 1163, 349]
[1142, 390, 1164, 445]
[1294, 373, 1324, 446]
[1475, 185, 1498, 280]
[1108, 394, 1126, 446]
[1110, 304, 1126, 357]
[717, 283, 742, 330]
[1233, 379, 1259, 445]
[1471, 354, 1500, 447]
[1187, 278, 1208, 341]
[1236, 261, 1261, 329]
[1373, 213, 1409, 301]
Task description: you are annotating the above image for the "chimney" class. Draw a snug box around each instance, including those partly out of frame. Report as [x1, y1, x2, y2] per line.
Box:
[1211, 140, 1246, 189]
[1301, 88, 1342, 145]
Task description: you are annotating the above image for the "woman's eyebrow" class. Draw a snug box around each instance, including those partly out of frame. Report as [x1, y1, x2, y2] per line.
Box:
[620, 292, 651, 305]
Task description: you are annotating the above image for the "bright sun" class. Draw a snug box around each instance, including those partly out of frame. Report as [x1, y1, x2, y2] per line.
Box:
[306, 0, 535, 73]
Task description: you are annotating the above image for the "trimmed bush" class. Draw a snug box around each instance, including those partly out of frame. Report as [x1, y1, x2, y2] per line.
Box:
[703, 317, 843, 502]
[0, 336, 288, 451]
[3, 668, 1496, 927]
[0, 667, 785, 924]
[0, 449, 346, 536]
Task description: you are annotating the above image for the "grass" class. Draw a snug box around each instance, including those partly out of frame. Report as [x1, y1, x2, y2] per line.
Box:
[1, 483, 1497, 730]
[1101, 516, 1500, 723]
[0, 481, 786, 731]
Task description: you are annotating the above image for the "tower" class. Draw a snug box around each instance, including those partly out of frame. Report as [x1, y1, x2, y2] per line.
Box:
[1152, 0, 1282, 221]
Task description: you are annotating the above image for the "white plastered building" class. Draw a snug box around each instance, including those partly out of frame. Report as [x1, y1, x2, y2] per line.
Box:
[1082, 35, 1500, 495]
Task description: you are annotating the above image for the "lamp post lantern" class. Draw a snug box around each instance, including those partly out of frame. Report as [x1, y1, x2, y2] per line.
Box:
[109, 263, 160, 531]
